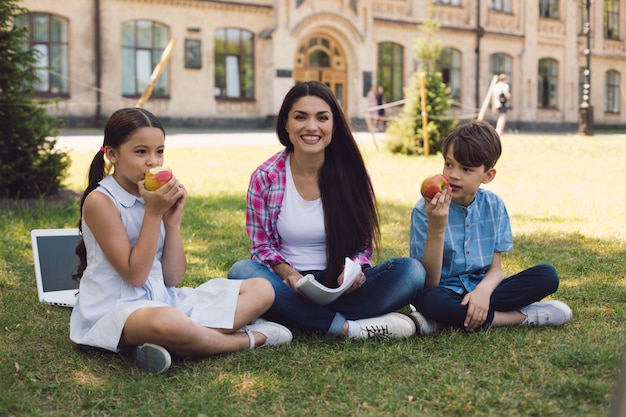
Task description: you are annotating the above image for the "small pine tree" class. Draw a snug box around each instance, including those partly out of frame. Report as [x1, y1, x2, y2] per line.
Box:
[386, 2, 458, 156]
[0, 0, 70, 199]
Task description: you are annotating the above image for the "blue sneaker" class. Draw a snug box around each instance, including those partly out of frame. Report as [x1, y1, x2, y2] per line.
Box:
[134, 343, 171, 374]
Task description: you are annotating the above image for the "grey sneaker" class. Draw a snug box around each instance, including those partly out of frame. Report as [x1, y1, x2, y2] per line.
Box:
[244, 321, 293, 348]
[409, 311, 441, 335]
[355, 312, 416, 340]
[520, 300, 573, 326]
[134, 343, 171, 374]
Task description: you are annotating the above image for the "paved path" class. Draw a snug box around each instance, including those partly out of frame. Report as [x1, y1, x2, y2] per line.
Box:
[54, 130, 382, 152]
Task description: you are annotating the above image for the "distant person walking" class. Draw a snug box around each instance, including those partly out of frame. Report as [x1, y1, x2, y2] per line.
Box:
[366, 85, 378, 130]
[376, 85, 386, 132]
[492, 74, 510, 136]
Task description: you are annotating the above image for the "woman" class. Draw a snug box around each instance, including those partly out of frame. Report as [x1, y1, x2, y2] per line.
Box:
[228, 81, 425, 339]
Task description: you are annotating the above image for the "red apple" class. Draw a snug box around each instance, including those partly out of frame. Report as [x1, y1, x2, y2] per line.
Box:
[144, 166, 173, 191]
[420, 174, 449, 199]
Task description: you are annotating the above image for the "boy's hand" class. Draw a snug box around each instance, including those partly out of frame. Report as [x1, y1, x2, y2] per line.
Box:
[460, 286, 491, 331]
[425, 187, 452, 231]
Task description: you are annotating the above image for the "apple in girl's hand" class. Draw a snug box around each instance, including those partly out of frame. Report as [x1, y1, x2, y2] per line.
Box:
[420, 174, 449, 199]
[144, 167, 173, 191]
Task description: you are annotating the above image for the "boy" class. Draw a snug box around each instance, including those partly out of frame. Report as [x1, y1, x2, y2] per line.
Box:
[409, 120, 571, 333]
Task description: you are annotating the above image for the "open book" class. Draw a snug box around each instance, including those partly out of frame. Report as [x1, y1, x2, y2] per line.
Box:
[296, 257, 361, 305]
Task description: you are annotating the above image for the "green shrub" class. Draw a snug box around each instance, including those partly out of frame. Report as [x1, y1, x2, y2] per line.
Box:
[386, 1, 458, 156]
[386, 71, 457, 155]
[0, 0, 70, 198]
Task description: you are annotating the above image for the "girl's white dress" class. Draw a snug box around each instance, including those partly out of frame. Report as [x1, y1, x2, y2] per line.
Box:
[69, 175, 241, 352]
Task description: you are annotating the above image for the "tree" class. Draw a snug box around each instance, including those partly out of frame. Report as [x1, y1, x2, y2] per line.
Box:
[385, 2, 458, 155]
[0, 0, 70, 199]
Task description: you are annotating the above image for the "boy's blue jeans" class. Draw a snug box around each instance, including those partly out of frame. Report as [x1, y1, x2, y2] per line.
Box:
[228, 257, 425, 338]
[413, 264, 560, 330]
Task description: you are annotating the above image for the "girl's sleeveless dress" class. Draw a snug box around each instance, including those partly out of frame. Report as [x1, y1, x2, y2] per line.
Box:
[69, 175, 242, 352]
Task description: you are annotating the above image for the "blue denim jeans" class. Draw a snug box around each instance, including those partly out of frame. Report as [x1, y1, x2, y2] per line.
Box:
[228, 257, 425, 338]
[413, 264, 559, 330]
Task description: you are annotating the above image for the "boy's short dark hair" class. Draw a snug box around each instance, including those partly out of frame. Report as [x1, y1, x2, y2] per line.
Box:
[442, 120, 502, 170]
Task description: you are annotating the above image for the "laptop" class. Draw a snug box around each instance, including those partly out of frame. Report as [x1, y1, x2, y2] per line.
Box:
[31, 228, 81, 307]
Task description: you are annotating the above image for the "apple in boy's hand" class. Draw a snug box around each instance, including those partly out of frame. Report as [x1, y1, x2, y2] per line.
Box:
[144, 167, 173, 191]
[420, 174, 450, 199]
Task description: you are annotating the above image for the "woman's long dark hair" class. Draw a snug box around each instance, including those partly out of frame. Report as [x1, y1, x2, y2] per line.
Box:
[72, 108, 165, 283]
[276, 81, 380, 287]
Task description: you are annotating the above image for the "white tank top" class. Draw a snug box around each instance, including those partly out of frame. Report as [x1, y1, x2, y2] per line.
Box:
[277, 155, 327, 271]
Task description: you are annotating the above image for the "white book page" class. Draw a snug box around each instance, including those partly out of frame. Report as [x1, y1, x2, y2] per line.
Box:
[296, 257, 361, 305]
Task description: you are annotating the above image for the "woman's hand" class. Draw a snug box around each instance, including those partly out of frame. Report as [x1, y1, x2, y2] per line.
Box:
[277, 269, 306, 297]
[340, 270, 366, 294]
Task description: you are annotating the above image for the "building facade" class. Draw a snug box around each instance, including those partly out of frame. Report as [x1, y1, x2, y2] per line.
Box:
[17, 0, 626, 130]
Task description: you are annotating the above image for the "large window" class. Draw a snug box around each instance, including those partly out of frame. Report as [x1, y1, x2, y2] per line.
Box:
[121, 20, 170, 97]
[538, 58, 558, 108]
[377, 42, 404, 103]
[489, 0, 512, 13]
[578, 1, 591, 35]
[15, 13, 69, 96]
[605, 70, 621, 113]
[214, 28, 255, 99]
[539, 0, 559, 19]
[438, 48, 461, 101]
[604, 0, 620, 40]
[489, 53, 512, 85]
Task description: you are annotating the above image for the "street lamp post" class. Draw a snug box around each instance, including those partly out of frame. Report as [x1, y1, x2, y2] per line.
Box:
[579, 0, 594, 135]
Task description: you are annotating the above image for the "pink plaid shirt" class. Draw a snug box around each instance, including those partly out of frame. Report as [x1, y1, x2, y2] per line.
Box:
[246, 149, 372, 271]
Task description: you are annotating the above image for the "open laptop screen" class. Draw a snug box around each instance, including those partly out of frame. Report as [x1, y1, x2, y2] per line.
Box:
[31, 229, 80, 303]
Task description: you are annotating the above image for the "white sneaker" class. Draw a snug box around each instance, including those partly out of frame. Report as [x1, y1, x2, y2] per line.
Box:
[355, 312, 416, 339]
[134, 343, 171, 374]
[244, 321, 293, 348]
[520, 300, 573, 326]
[409, 311, 441, 335]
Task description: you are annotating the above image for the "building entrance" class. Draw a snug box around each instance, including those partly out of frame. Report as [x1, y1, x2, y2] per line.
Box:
[293, 34, 347, 113]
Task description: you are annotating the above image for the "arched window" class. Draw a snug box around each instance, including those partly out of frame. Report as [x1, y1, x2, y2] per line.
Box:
[377, 42, 404, 102]
[538, 58, 558, 108]
[489, 52, 512, 90]
[605, 70, 621, 113]
[604, 0, 620, 40]
[121, 20, 170, 97]
[539, 0, 560, 19]
[214, 28, 255, 99]
[489, 0, 512, 13]
[15, 13, 69, 96]
[438, 48, 461, 101]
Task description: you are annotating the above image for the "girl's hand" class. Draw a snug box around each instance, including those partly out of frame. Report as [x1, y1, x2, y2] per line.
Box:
[162, 181, 187, 228]
[138, 176, 185, 219]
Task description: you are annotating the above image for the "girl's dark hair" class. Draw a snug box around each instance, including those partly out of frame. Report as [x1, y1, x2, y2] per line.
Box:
[276, 81, 380, 286]
[72, 108, 165, 283]
[442, 119, 502, 170]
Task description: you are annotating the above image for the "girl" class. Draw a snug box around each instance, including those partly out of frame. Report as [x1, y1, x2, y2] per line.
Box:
[70, 108, 291, 374]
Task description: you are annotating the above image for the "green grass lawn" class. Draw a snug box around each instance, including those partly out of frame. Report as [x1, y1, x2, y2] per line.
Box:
[1, 132, 625, 416]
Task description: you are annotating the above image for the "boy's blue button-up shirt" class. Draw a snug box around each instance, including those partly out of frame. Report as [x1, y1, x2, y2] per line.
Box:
[410, 188, 514, 295]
